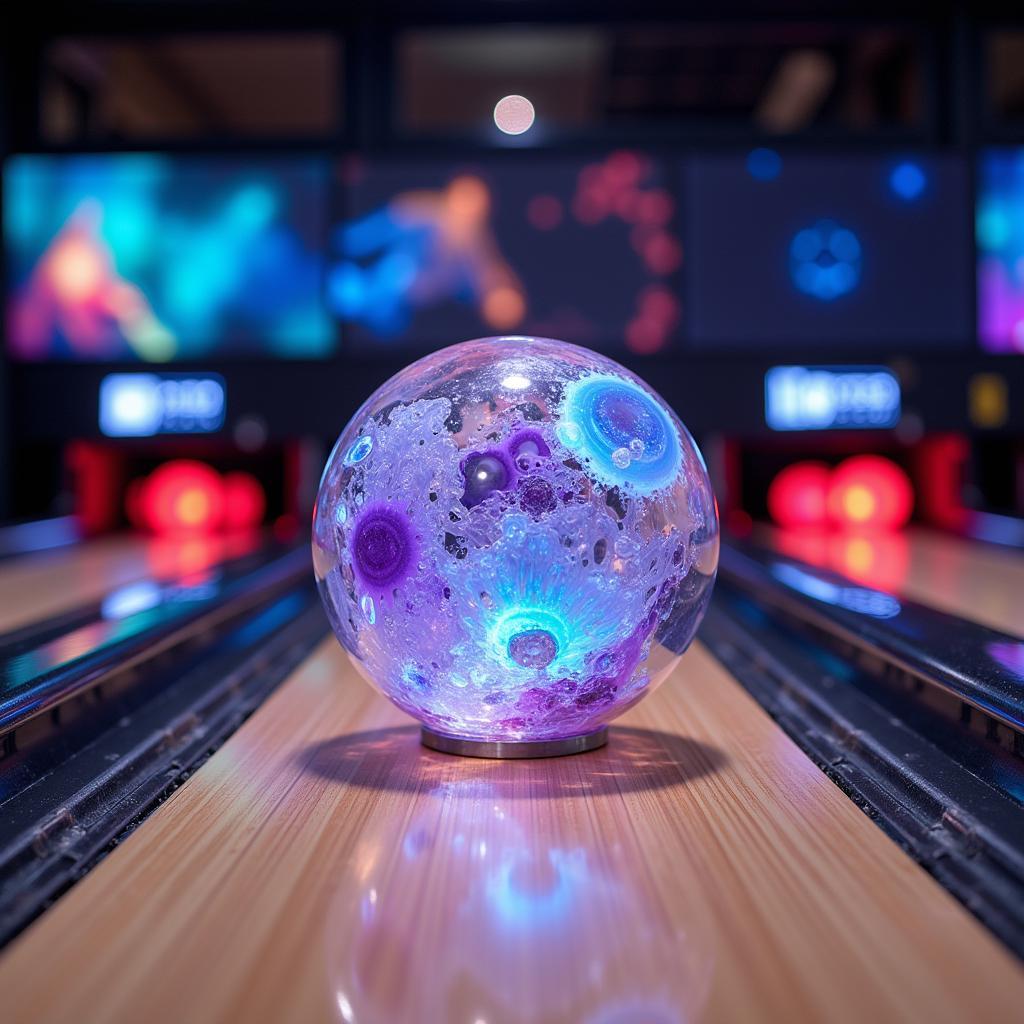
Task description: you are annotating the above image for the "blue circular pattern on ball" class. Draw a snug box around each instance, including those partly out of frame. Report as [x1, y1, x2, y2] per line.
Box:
[559, 375, 681, 494]
[344, 435, 373, 466]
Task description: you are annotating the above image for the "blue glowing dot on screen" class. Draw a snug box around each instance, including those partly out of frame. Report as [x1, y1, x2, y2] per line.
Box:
[746, 148, 782, 182]
[789, 220, 862, 301]
[558, 374, 681, 494]
[889, 161, 927, 202]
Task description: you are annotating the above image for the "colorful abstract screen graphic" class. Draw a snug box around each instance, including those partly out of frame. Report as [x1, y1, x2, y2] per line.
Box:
[312, 337, 718, 745]
[977, 148, 1024, 353]
[329, 153, 681, 355]
[685, 154, 970, 348]
[4, 154, 333, 362]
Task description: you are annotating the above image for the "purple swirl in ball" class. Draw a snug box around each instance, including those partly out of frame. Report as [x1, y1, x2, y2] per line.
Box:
[461, 447, 517, 508]
[507, 428, 551, 466]
[350, 504, 417, 596]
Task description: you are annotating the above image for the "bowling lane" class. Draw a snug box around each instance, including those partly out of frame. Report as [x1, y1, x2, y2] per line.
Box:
[1, 637, 1020, 1023]
[900, 530, 1024, 636]
[0, 532, 260, 634]
[764, 527, 1024, 637]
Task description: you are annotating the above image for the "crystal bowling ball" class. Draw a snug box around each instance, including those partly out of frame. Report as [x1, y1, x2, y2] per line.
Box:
[312, 337, 718, 748]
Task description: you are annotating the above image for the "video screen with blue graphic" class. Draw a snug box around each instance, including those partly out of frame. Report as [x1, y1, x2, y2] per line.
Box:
[683, 153, 971, 349]
[977, 148, 1024, 354]
[329, 153, 682, 355]
[4, 154, 333, 362]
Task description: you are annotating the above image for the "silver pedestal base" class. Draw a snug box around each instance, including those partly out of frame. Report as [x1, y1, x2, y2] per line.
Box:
[420, 726, 608, 760]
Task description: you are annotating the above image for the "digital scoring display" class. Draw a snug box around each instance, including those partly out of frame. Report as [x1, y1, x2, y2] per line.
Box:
[328, 153, 682, 355]
[4, 154, 334, 362]
[977, 147, 1024, 353]
[99, 372, 226, 437]
[684, 154, 971, 349]
[765, 365, 901, 431]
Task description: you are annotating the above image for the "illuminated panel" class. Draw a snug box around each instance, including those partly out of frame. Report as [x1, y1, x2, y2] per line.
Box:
[4, 154, 333, 362]
[331, 153, 682, 355]
[100, 372, 226, 437]
[978, 147, 1024, 352]
[686, 153, 970, 348]
[765, 366, 900, 432]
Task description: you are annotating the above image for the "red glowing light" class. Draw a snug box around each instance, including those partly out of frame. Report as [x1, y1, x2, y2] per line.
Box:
[636, 189, 675, 226]
[642, 232, 683, 275]
[136, 460, 226, 535]
[827, 456, 913, 530]
[828, 531, 910, 592]
[526, 194, 563, 231]
[638, 285, 680, 334]
[625, 317, 666, 354]
[604, 151, 644, 187]
[222, 472, 266, 531]
[768, 462, 832, 528]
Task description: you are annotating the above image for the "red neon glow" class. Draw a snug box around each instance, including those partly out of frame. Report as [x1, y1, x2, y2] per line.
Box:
[774, 528, 910, 593]
[827, 455, 913, 530]
[222, 472, 266, 531]
[768, 462, 831, 528]
[913, 435, 969, 530]
[134, 461, 226, 535]
[828, 531, 910, 591]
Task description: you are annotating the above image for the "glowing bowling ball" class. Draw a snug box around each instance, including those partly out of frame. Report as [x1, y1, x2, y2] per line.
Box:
[312, 337, 718, 752]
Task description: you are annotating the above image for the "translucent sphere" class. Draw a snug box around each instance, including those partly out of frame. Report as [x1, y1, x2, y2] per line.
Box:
[312, 337, 718, 745]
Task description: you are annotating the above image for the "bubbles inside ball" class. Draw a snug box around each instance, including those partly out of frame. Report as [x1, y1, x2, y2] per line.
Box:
[312, 337, 719, 744]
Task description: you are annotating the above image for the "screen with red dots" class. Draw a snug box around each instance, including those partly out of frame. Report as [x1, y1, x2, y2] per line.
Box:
[329, 153, 683, 356]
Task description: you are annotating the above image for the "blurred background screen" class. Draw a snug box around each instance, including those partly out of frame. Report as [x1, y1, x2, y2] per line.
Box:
[330, 154, 681, 356]
[4, 154, 333, 362]
[0, 8, 1023, 546]
[685, 153, 972, 350]
[978, 147, 1024, 353]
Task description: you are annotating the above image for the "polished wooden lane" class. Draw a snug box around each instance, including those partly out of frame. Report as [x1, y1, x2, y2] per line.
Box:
[901, 530, 1024, 636]
[0, 532, 258, 634]
[766, 527, 1024, 636]
[1, 637, 1021, 1023]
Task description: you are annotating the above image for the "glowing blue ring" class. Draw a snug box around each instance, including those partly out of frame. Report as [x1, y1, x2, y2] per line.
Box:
[488, 606, 570, 675]
[344, 435, 373, 466]
[558, 374, 682, 494]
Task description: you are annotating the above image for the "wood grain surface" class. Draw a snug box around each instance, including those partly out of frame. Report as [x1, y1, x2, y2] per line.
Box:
[764, 526, 1024, 637]
[1, 630, 1021, 1023]
[901, 530, 1024, 636]
[0, 533, 258, 634]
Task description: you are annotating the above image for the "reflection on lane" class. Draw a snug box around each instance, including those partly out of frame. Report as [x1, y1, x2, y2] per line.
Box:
[4, 572, 223, 691]
[769, 562, 901, 619]
[317, 729, 718, 1024]
[770, 528, 909, 594]
[0, 540, 303, 731]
